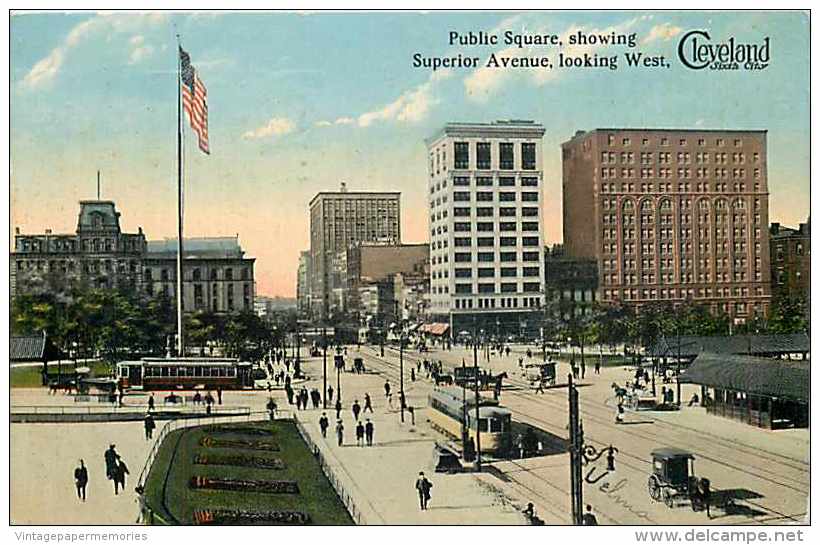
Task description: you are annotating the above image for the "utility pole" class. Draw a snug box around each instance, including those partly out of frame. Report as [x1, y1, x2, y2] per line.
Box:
[473, 326, 482, 471]
[322, 326, 328, 409]
[399, 326, 405, 423]
[568, 373, 583, 525]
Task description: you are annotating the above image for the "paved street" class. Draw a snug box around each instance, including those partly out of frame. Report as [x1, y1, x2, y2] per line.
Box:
[10, 343, 809, 525]
[347, 343, 810, 525]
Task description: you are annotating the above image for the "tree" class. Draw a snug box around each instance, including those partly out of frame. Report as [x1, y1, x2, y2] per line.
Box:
[768, 295, 809, 334]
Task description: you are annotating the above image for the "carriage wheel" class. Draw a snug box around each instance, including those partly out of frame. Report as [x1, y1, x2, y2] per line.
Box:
[647, 476, 662, 501]
[663, 488, 675, 508]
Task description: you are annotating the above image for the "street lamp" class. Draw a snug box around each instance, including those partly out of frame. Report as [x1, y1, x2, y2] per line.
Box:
[568, 374, 619, 525]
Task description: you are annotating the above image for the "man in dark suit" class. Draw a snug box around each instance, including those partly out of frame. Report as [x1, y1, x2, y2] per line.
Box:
[74, 460, 88, 501]
[415, 472, 432, 510]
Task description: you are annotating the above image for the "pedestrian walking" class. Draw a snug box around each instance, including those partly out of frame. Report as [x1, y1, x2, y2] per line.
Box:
[364, 393, 373, 413]
[327, 385, 334, 404]
[104, 444, 118, 481]
[387, 393, 394, 409]
[535, 379, 545, 394]
[581, 361, 586, 379]
[595, 359, 601, 375]
[266, 398, 277, 420]
[74, 460, 88, 502]
[147, 394, 155, 412]
[286, 384, 294, 405]
[355, 421, 365, 446]
[701, 478, 712, 518]
[352, 399, 361, 421]
[582, 505, 598, 525]
[384, 380, 391, 399]
[365, 419, 374, 446]
[615, 401, 624, 424]
[335, 420, 345, 446]
[217, 387, 222, 405]
[319, 412, 329, 438]
[408, 405, 415, 425]
[335, 399, 342, 420]
[415, 472, 433, 510]
[113, 456, 129, 495]
[144, 413, 155, 440]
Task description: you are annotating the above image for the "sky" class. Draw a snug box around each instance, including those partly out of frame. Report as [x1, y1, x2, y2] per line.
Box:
[10, 11, 810, 297]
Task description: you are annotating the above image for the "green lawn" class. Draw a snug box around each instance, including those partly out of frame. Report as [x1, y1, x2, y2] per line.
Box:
[143, 420, 353, 525]
[10, 360, 113, 388]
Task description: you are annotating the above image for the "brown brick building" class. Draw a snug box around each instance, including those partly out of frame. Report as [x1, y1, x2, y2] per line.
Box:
[561, 129, 771, 321]
[769, 219, 810, 302]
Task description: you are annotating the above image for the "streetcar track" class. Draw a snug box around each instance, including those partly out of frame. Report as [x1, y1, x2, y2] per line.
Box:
[360, 349, 808, 524]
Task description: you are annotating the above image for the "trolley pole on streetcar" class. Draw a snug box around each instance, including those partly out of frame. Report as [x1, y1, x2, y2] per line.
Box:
[322, 326, 328, 409]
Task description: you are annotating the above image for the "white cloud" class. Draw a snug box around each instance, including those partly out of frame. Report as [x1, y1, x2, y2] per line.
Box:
[642, 23, 683, 44]
[334, 117, 354, 125]
[314, 120, 333, 127]
[243, 117, 296, 139]
[129, 45, 154, 64]
[21, 13, 166, 90]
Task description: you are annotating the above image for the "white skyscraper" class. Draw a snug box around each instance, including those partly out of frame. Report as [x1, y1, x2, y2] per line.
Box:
[426, 120, 547, 336]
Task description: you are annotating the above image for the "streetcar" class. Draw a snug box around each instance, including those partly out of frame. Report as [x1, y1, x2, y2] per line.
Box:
[117, 357, 254, 391]
[427, 386, 513, 456]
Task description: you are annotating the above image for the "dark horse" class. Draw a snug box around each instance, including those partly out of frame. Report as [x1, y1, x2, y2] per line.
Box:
[611, 382, 627, 402]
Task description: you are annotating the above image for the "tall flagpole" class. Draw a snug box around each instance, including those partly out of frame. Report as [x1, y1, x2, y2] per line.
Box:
[176, 37, 185, 357]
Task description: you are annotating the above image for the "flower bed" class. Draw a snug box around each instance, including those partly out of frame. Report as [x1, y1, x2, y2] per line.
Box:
[190, 476, 300, 494]
[193, 454, 285, 470]
[193, 509, 310, 525]
[202, 426, 275, 437]
[199, 436, 280, 451]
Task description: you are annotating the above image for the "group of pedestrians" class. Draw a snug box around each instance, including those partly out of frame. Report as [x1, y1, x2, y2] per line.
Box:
[319, 412, 376, 447]
[75, 444, 130, 502]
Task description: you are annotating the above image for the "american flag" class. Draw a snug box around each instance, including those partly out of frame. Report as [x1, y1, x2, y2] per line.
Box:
[180, 47, 209, 154]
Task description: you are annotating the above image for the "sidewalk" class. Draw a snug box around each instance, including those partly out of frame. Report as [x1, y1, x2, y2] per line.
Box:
[295, 353, 526, 525]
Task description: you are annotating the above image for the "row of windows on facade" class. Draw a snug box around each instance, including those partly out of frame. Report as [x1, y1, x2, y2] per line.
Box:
[603, 269, 762, 285]
[144, 267, 251, 281]
[430, 206, 540, 225]
[16, 237, 143, 253]
[449, 282, 543, 295]
[600, 167, 763, 181]
[602, 288, 766, 314]
[430, 235, 541, 252]
[600, 181, 764, 194]
[453, 296, 543, 310]
[430, 176, 539, 194]
[601, 240, 763, 259]
[431, 191, 539, 208]
[604, 196, 762, 212]
[605, 135, 751, 148]
[604, 255, 758, 270]
[603, 214, 760, 228]
[774, 243, 808, 258]
[321, 199, 398, 210]
[775, 270, 805, 284]
[16, 259, 139, 274]
[601, 151, 761, 165]
[431, 142, 538, 174]
[430, 251, 542, 266]
[602, 225, 763, 243]
[432, 266, 541, 280]
[146, 283, 252, 311]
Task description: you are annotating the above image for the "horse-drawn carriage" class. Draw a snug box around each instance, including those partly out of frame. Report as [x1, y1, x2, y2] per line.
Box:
[647, 448, 709, 511]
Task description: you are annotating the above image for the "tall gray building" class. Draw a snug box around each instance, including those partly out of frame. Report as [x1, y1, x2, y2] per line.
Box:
[296, 250, 312, 315]
[426, 120, 547, 336]
[309, 183, 401, 319]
